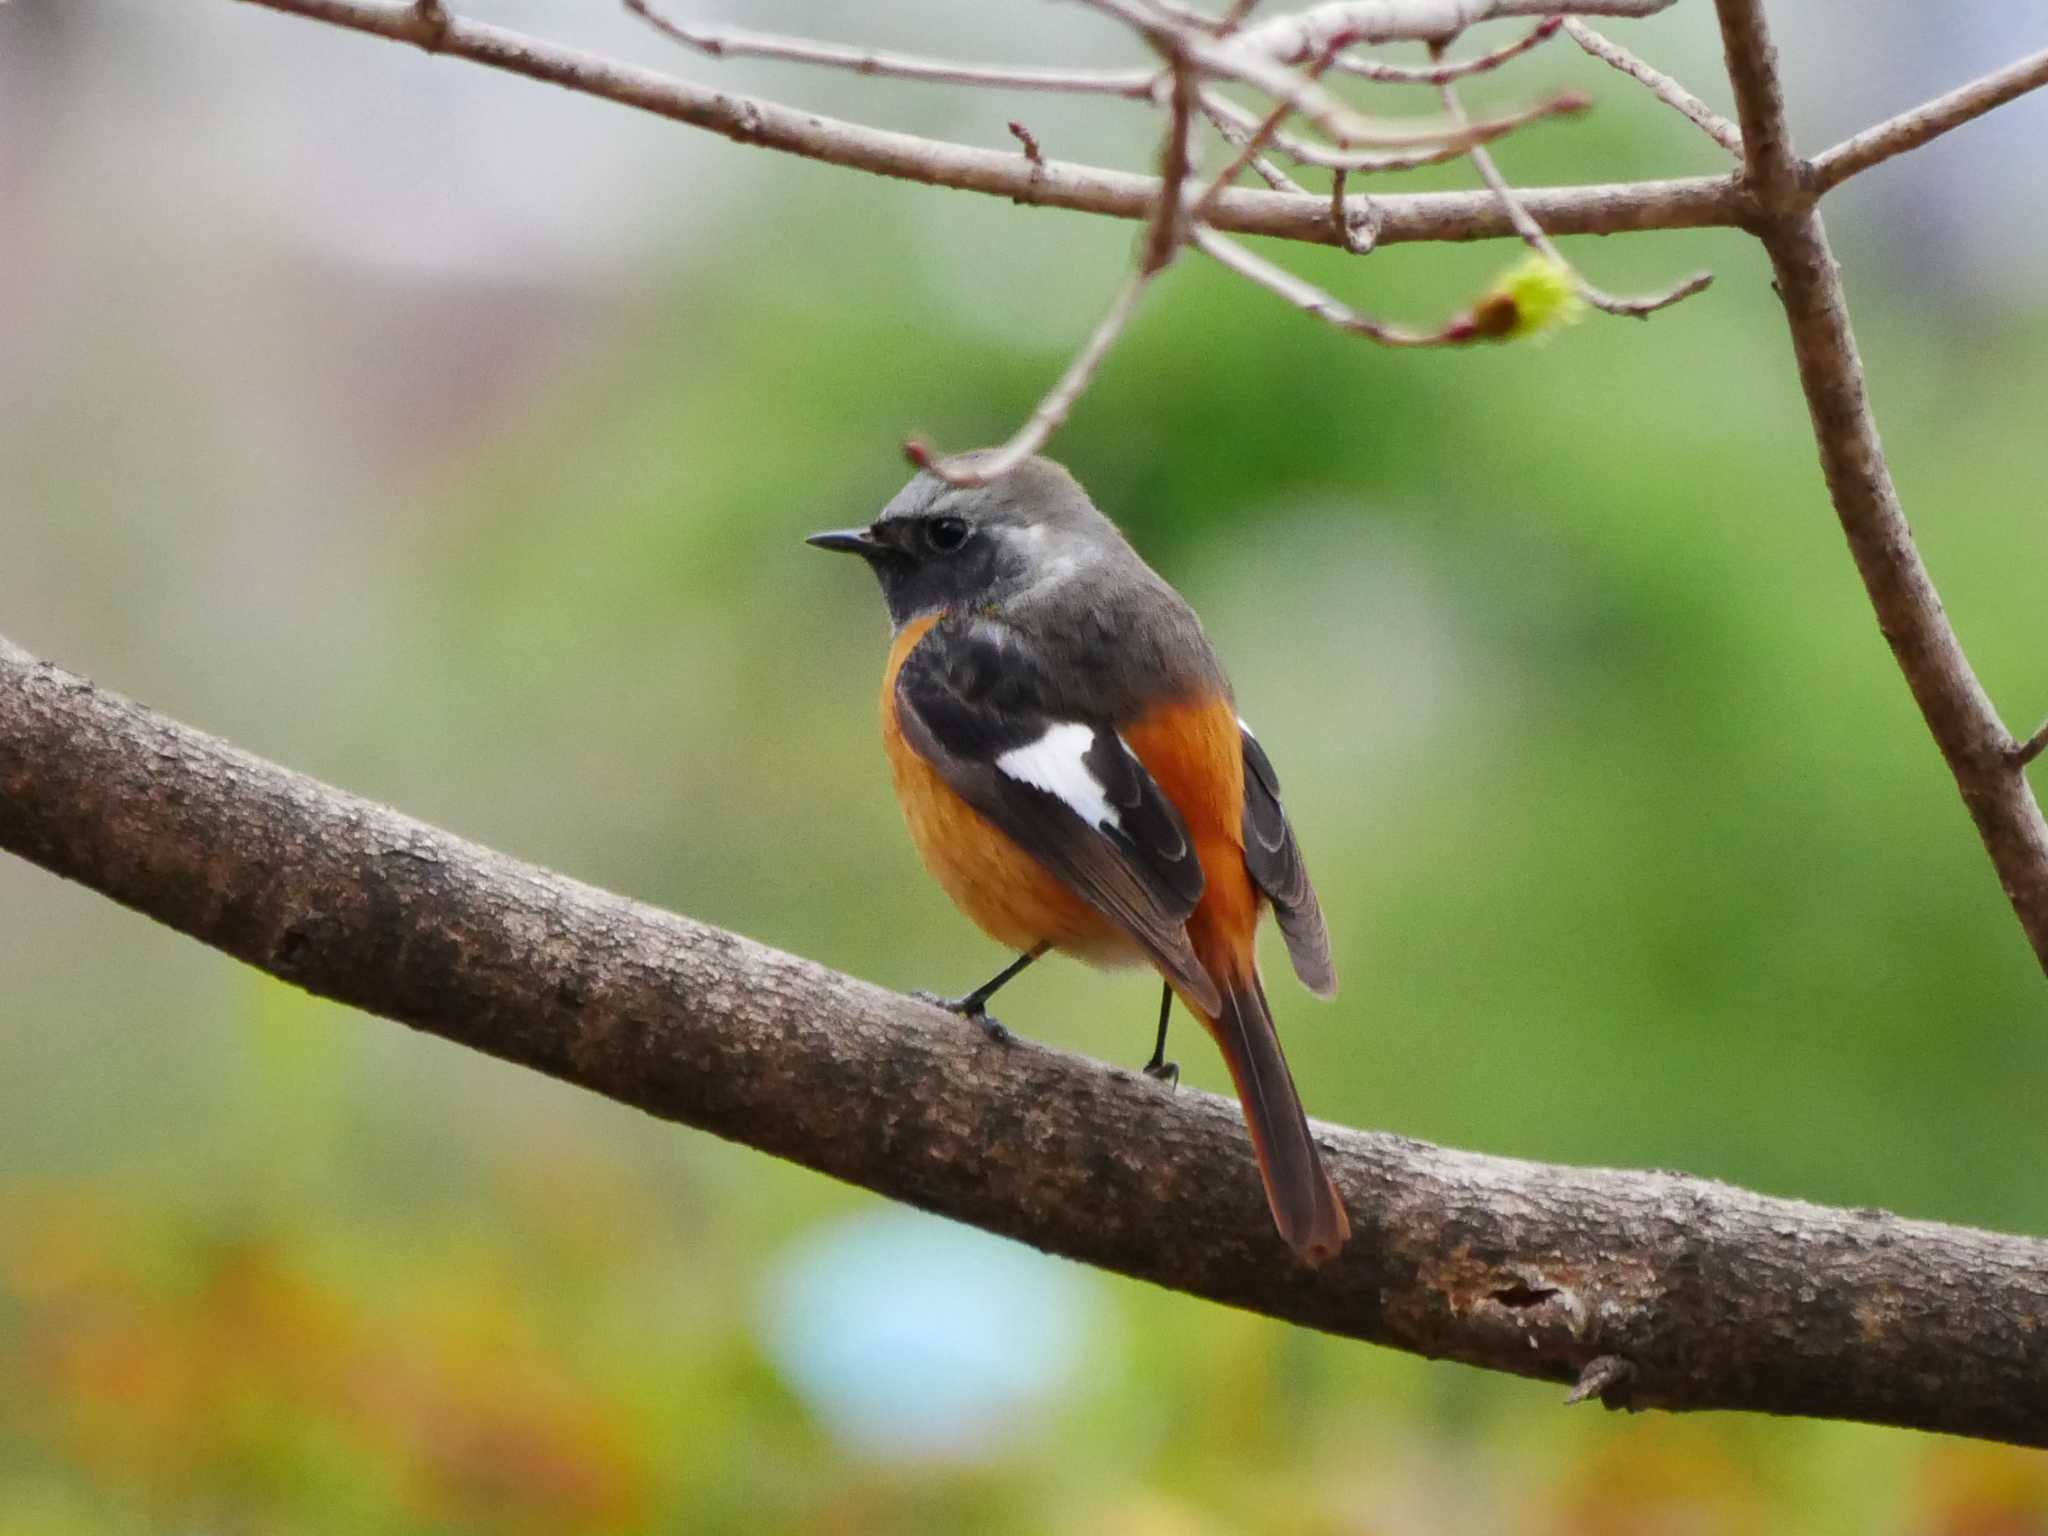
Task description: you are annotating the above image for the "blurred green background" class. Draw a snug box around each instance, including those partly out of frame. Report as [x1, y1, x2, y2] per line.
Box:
[2, 0, 2045, 1530]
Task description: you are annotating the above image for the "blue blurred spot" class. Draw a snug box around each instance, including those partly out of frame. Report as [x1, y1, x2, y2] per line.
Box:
[761, 1207, 1102, 1461]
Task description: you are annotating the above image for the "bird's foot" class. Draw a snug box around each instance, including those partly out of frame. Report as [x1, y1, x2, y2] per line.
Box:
[912, 988, 1012, 1045]
[1143, 1056, 1180, 1088]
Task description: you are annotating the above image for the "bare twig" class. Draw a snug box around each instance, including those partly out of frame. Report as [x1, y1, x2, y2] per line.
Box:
[1442, 78, 1712, 317]
[1711, 0, 1798, 206]
[1236, 0, 1672, 64]
[2014, 720, 2048, 770]
[908, 269, 1160, 485]
[1145, 0, 1246, 36]
[1191, 225, 1442, 345]
[1150, 0, 1266, 36]
[1190, 37, 1345, 222]
[1563, 18, 1742, 154]
[5, 635, 2046, 1448]
[1329, 168, 1379, 252]
[1197, 95, 1309, 190]
[625, 0, 1159, 98]
[1008, 120, 1046, 165]
[1714, 0, 2048, 973]
[1329, 17, 1560, 85]
[1811, 44, 2048, 194]
[234, 0, 1750, 248]
[1202, 85, 1589, 171]
[1144, 64, 1200, 271]
[921, 63, 1192, 479]
[1088, 0, 1492, 149]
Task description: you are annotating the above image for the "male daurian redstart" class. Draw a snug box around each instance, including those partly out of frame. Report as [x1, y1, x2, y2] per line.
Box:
[810, 455, 1349, 1265]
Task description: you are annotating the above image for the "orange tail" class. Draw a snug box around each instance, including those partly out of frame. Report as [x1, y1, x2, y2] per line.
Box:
[1200, 969, 1350, 1266]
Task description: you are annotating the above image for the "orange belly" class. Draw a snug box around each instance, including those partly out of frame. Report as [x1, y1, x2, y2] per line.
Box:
[879, 616, 1258, 982]
[882, 618, 1128, 960]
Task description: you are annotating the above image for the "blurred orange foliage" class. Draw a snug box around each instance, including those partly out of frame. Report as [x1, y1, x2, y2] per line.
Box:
[1, 1184, 652, 1533]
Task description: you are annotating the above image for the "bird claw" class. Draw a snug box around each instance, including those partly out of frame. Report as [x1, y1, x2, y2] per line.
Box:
[912, 989, 1011, 1044]
[1143, 1057, 1180, 1088]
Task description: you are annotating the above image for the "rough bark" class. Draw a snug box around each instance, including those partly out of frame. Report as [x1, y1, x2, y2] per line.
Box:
[4, 634, 2044, 1447]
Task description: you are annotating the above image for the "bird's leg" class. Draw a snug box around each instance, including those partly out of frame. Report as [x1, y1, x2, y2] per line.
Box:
[914, 942, 1049, 1043]
[1143, 982, 1179, 1086]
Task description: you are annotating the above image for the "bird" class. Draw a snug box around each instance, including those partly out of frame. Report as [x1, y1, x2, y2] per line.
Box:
[808, 455, 1349, 1265]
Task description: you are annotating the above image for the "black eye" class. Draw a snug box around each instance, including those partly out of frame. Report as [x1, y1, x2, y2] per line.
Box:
[924, 517, 969, 554]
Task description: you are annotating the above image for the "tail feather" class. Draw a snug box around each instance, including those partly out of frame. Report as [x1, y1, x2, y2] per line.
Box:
[1204, 971, 1350, 1265]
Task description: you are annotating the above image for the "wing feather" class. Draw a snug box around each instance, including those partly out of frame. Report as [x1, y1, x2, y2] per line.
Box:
[896, 621, 1221, 1013]
[1240, 724, 1336, 998]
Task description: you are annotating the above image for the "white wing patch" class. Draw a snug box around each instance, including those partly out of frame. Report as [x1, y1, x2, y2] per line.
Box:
[996, 722, 1120, 831]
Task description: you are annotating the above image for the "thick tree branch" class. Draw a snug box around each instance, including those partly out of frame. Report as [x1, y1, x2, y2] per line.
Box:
[3, 633, 2046, 1447]
[1714, 0, 2048, 975]
[231, 0, 1749, 248]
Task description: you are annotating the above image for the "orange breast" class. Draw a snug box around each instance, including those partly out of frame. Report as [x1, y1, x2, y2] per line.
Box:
[881, 617, 1127, 959]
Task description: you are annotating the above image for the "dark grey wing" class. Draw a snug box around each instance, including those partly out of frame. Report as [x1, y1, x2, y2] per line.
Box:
[896, 619, 1221, 1013]
[1240, 724, 1337, 998]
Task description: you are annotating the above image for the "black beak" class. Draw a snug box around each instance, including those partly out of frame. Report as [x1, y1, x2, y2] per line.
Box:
[805, 526, 885, 559]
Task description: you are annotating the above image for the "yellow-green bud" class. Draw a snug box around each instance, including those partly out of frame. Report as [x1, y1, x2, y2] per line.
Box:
[1478, 254, 1586, 343]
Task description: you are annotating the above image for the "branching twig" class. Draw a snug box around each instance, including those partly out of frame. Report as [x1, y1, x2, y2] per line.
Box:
[233, 0, 1751, 249]
[1143, 62, 1200, 271]
[1329, 16, 1560, 85]
[1328, 167, 1379, 252]
[1191, 39, 1347, 221]
[1086, 0, 1506, 149]
[1191, 225, 1441, 345]
[624, 0, 1160, 98]
[1811, 44, 2048, 194]
[908, 268, 1161, 485]
[1198, 95, 1310, 190]
[1146, 0, 1258, 38]
[1713, 0, 2048, 972]
[1563, 18, 1742, 154]
[1202, 84, 1589, 171]
[3, 635, 2045, 1448]
[1008, 120, 1046, 165]
[1235, 0, 1672, 63]
[916, 50, 1200, 485]
[2014, 720, 2048, 771]
[1441, 77, 1712, 317]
